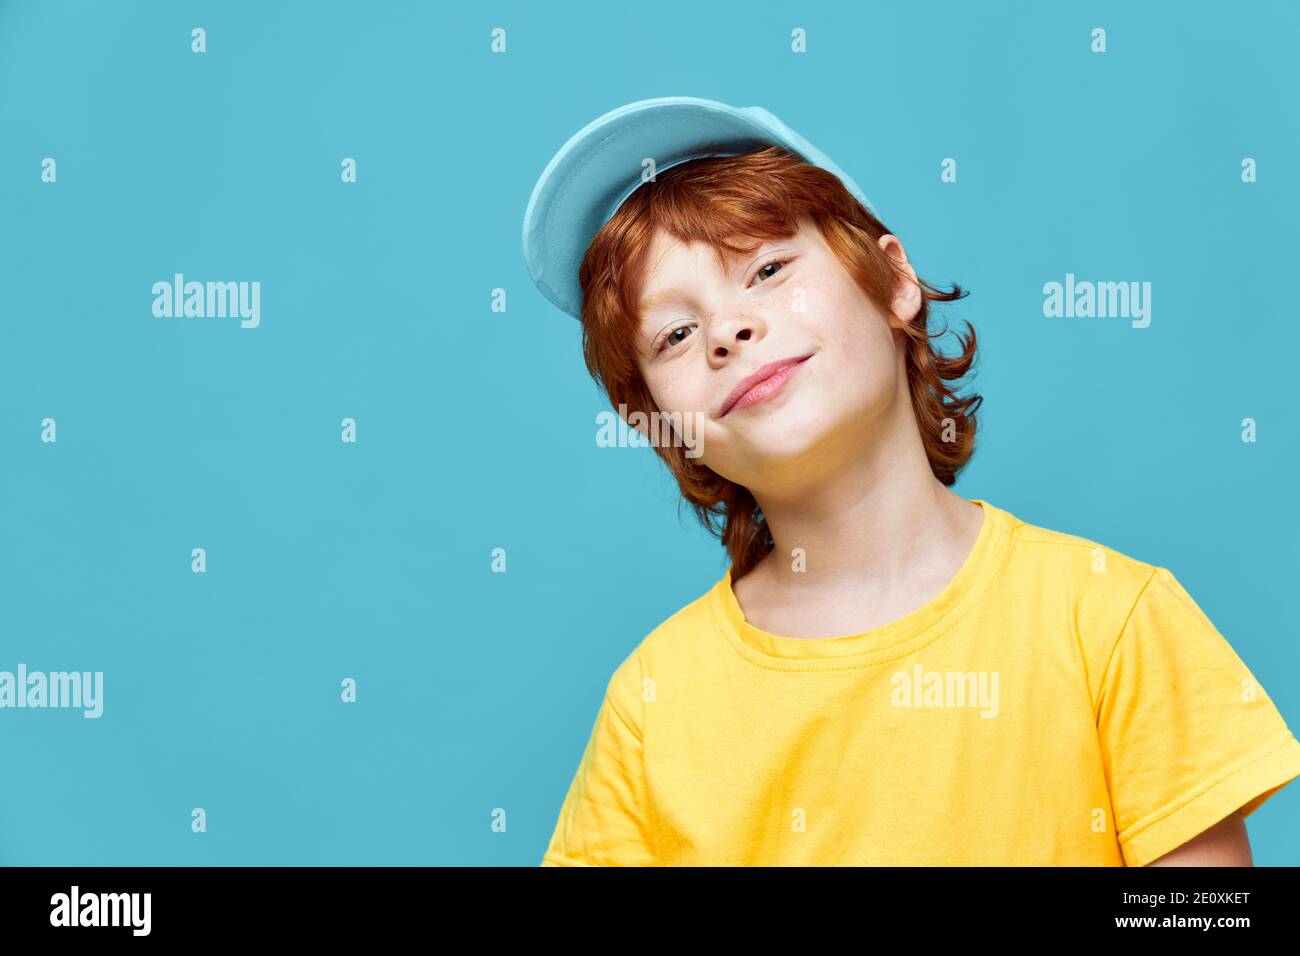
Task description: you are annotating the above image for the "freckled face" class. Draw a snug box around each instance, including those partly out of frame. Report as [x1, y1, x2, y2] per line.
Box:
[633, 214, 907, 489]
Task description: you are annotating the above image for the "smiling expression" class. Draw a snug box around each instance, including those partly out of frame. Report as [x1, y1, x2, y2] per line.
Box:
[632, 213, 914, 493]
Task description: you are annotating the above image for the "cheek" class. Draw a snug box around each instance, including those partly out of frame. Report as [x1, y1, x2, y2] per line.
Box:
[808, 292, 902, 409]
[646, 364, 711, 417]
[819, 282, 894, 358]
[843, 313, 895, 368]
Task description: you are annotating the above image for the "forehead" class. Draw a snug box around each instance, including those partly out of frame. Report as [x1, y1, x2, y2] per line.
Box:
[642, 228, 745, 271]
[636, 226, 793, 306]
[635, 245, 719, 317]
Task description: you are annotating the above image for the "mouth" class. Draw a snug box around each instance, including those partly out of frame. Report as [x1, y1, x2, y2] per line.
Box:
[719, 353, 814, 418]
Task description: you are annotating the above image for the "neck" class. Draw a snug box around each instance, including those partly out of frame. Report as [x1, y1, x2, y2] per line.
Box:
[742, 399, 981, 594]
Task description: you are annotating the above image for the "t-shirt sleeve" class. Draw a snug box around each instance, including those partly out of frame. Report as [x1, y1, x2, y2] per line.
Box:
[1095, 566, 1300, 867]
[540, 681, 655, 866]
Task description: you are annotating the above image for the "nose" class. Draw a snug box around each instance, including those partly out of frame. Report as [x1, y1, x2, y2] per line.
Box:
[709, 317, 760, 360]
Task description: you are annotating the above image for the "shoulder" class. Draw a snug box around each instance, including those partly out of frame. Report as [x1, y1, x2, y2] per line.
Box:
[990, 500, 1187, 696]
[994, 499, 1160, 598]
[602, 575, 725, 728]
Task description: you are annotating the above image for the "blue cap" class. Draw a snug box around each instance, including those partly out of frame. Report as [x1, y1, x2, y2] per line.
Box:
[521, 96, 876, 321]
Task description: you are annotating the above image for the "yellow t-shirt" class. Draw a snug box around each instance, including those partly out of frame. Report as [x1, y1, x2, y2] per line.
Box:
[540, 498, 1300, 866]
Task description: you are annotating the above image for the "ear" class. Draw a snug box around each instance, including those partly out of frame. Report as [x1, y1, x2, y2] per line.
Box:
[877, 234, 922, 323]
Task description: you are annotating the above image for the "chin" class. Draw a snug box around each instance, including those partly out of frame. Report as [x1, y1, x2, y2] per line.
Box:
[735, 410, 837, 465]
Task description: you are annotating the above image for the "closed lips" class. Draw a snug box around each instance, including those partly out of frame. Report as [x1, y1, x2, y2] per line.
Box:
[719, 354, 813, 417]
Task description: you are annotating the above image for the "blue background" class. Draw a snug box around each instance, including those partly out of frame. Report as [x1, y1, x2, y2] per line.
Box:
[1, 0, 1297, 865]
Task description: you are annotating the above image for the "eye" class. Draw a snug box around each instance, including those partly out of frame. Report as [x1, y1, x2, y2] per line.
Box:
[750, 256, 792, 286]
[657, 324, 696, 353]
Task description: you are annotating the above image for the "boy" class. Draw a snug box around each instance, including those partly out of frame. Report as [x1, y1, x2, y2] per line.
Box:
[521, 96, 1300, 866]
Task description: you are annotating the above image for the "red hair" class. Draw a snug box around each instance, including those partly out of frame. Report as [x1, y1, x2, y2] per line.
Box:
[577, 146, 981, 580]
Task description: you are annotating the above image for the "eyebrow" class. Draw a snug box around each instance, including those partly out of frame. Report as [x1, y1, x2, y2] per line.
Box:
[638, 288, 684, 315]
